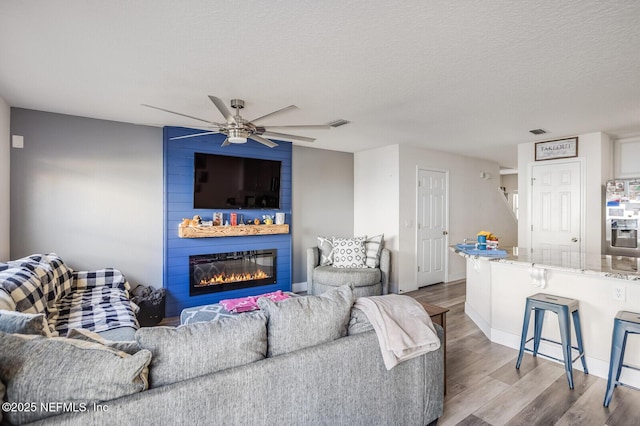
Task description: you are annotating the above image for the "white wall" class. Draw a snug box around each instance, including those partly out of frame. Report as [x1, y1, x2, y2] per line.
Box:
[292, 146, 354, 285]
[355, 144, 518, 294]
[517, 132, 613, 253]
[0, 97, 9, 261]
[10, 108, 164, 287]
[354, 145, 400, 291]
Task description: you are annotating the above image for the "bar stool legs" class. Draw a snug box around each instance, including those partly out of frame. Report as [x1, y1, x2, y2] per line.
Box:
[516, 293, 587, 390]
[604, 311, 640, 407]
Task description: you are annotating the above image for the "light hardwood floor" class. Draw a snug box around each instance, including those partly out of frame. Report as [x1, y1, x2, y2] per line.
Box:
[406, 280, 640, 426]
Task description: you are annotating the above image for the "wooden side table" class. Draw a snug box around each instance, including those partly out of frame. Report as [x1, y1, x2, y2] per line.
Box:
[418, 301, 449, 394]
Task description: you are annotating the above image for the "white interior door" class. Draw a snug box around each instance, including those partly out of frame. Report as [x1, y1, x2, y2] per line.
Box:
[531, 161, 582, 252]
[417, 169, 448, 287]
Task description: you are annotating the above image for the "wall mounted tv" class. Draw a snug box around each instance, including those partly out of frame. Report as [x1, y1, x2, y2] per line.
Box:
[193, 152, 282, 209]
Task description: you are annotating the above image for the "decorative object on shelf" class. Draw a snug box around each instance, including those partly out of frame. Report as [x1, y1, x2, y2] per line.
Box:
[213, 212, 223, 226]
[275, 212, 285, 225]
[231, 213, 238, 226]
[535, 137, 578, 161]
[263, 214, 274, 225]
[253, 218, 261, 225]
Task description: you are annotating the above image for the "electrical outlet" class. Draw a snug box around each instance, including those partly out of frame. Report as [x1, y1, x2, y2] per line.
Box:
[612, 285, 626, 302]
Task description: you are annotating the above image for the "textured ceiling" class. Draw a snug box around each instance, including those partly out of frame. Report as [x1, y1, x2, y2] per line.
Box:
[1, 1, 640, 168]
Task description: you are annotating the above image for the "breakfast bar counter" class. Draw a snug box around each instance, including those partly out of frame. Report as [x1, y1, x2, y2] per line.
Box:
[451, 245, 640, 387]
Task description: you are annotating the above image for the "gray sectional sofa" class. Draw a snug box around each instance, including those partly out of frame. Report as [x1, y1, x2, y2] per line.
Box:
[0, 284, 444, 425]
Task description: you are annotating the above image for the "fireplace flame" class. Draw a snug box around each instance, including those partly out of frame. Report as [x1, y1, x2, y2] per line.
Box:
[198, 269, 270, 286]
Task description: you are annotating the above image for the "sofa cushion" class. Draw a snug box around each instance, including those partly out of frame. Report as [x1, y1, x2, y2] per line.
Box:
[0, 331, 151, 425]
[136, 312, 268, 388]
[332, 237, 366, 268]
[0, 310, 51, 336]
[51, 283, 139, 337]
[257, 284, 354, 357]
[313, 265, 381, 287]
[364, 234, 384, 268]
[317, 235, 335, 266]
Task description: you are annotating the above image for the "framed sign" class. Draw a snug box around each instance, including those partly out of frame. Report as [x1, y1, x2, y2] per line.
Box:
[535, 137, 578, 161]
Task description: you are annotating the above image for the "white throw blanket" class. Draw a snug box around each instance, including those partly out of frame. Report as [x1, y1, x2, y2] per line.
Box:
[354, 294, 441, 370]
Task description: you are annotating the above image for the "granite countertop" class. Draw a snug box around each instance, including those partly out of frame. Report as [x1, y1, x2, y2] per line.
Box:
[450, 245, 640, 281]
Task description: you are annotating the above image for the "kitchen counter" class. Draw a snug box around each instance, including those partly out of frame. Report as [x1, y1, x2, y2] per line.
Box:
[452, 244, 640, 388]
[450, 245, 640, 281]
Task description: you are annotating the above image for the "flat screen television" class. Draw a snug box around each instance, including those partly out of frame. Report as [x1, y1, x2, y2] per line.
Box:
[193, 152, 281, 209]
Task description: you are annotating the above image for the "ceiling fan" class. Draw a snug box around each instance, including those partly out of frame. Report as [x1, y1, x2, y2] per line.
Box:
[142, 96, 330, 148]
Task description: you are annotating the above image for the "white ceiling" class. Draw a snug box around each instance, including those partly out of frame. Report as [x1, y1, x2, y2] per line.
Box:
[1, 1, 640, 168]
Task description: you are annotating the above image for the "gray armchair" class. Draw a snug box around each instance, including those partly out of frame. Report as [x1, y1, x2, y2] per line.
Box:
[306, 246, 390, 297]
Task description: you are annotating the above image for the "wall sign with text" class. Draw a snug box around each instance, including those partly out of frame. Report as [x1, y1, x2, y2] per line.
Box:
[535, 137, 578, 161]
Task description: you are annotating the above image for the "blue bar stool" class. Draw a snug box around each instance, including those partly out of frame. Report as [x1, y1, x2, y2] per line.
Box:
[603, 311, 640, 407]
[515, 293, 588, 389]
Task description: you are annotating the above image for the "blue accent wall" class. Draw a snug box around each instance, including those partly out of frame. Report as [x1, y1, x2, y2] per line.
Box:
[163, 126, 292, 317]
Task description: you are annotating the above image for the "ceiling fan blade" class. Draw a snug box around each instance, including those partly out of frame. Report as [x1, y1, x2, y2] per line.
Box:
[169, 131, 220, 140]
[249, 135, 278, 148]
[261, 130, 315, 143]
[221, 138, 231, 147]
[141, 104, 222, 126]
[208, 96, 237, 125]
[250, 105, 299, 123]
[263, 124, 331, 130]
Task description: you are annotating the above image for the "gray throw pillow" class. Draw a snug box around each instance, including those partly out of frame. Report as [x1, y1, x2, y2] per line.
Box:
[364, 234, 384, 268]
[67, 328, 141, 355]
[257, 284, 355, 357]
[136, 312, 268, 388]
[0, 331, 151, 425]
[0, 310, 51, 336]
[317, 236, 335, 266]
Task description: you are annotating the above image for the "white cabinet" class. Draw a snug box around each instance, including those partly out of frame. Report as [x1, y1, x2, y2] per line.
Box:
[615, 137, 640, 178]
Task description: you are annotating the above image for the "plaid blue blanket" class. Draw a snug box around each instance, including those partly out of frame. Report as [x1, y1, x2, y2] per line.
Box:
[0, 254, 138, 336]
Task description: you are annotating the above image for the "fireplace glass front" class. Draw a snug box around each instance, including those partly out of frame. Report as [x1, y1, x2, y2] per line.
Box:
[189, 249, 277, 296]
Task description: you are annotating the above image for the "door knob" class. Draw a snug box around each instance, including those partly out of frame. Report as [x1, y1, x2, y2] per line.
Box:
[443, 231, 448, 235]
[571, 237, 578, 242]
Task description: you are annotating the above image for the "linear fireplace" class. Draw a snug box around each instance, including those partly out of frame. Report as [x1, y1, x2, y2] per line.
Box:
[189, 249, 277, 296]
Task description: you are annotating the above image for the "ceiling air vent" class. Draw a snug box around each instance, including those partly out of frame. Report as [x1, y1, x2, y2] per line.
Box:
[529, 128, 547, 135]
[327, 119, 350, 128]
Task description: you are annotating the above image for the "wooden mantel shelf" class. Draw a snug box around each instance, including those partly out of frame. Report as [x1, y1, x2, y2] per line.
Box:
[178, 224, 289, 238]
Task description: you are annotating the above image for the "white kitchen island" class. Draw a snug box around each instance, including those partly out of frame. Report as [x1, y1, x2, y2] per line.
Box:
[452, 245, 640, 387]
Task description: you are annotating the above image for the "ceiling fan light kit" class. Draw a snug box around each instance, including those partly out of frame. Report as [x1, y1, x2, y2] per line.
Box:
[143, 96, 333, 148]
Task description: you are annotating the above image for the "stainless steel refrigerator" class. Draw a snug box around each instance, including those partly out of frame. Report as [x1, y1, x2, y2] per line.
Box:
[605, 179, 640, 256]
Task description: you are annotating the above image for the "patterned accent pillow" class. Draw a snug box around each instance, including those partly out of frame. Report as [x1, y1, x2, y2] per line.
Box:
[317, 236, 335, 266]
[332, 237, 366, 268]
[364, 234, 384, 268]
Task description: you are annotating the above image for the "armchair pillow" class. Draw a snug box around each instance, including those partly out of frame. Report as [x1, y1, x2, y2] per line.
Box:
[364, 234, 384, 268]
[332, 237, 366, 268]
[317, 236, 335, 266]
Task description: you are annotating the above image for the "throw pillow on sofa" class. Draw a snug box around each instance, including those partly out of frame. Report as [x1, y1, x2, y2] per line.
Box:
[0, 331, 151, 425]
[257, 284, 355, 357]
[0, 310, 51, 336]
[135, 312, 268, 388]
